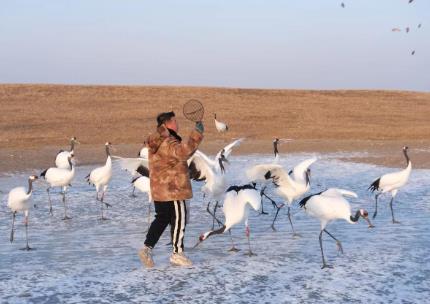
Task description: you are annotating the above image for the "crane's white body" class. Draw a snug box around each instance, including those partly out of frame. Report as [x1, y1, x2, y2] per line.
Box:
[374, 162, 412, 197]
[42, 158, 75, 218]
[247, 157, 316, 231]
[214, 114, 228, 133]
[223, 188, 261, 231]
[89, 156, 112, 193]
[139, 147, 148, 159]
[369, 147, 412, 223]
[133, 175, 152, 202]
[44, 165, 75, 190]
[8, 187, 32, 216]
[7, 176, 38, 249]
[300, 188, 372, 268]
[303, 188, 358, 230]
[55, 151, 74, 169]
[247, 157, 317, 206]
[87, 143, 114, 220]
[189, 138, 243, 200]
[55, 137, 79, 169]
[189, 150, 226, 200]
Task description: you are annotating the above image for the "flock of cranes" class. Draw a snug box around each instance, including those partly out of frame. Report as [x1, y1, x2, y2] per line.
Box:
[5, 113, 412, 268]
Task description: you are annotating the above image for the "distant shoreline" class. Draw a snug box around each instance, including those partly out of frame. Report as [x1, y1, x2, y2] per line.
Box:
[1, 84, 429, 173]
[1, 139, 428, 175]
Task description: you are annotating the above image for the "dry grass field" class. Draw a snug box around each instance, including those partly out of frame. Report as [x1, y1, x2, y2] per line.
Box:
[0, 84, 429, 172]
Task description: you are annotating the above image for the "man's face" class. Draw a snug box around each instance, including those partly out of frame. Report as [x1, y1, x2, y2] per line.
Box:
[164, 117, 178, 132]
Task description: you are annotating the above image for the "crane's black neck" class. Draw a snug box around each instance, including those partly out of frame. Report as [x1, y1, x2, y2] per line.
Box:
[305, 170, 310, 186]
[273, 141, 279, 157]
[68, 157, 73, 170]
[403, 149, 410, 166]
[105, 145, 111, 157]
[207, 225, 226, 239]
[218, 158, 225, 174]
[350, 210, 361, 222]
[70, 140, 75, 152]
[27, 179, 34, 195]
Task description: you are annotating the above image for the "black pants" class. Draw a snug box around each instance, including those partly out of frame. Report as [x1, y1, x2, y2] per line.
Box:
[144, 200, 187, 253]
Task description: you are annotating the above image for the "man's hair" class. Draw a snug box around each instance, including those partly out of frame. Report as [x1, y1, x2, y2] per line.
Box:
[156, 111, 175, 127]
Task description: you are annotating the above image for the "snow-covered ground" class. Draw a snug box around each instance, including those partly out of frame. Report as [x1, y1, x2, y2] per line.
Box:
[1, 153, 429, 303]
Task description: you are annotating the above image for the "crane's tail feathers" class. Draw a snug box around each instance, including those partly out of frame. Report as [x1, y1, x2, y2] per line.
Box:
[298, 194, 313, 209]
[298, 190, 324, 208]
[85, 174, 92, 185]
[368, 178, 380, 193]
[40, 169, 48, 178]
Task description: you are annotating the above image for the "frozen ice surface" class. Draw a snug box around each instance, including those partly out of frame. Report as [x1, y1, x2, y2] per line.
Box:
[0, 153, 429, 303]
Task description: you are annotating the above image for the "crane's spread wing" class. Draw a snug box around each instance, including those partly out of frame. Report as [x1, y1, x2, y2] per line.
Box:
[321, 188, 358, 198]
[112, 156, 149, 176]
[188, 150, 215, 182]
[215, 138, 244, 160]
[292, 157, 317, 182]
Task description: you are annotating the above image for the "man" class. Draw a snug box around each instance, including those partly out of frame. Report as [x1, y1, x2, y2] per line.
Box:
[139, 111, 204, 267]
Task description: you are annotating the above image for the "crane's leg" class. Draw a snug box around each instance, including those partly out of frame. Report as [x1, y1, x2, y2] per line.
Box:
[324, 229, 343, 254]
[228, 230, 240, 252]
[389, 197, 400, 224]
[47, 187, 53, 215]
[319, 230, 332, 269]
[62, 189, 72, 220]
[245, 225, 256, 256]
[206, 201, 213, 229]
[212, 201, 220, 229]
[270, 202, 285, 231]
[372, 193, 380, 219]
[287, 206, 300, 237]
[260, 186, 268, 215]
[206, 202, 223, 227]
[10, 212, 16, 243]
[100, 189, 110, 220]
[101, 187, 112, 208]
[130, 186, 137, 198]
[22, 215, 32, 250]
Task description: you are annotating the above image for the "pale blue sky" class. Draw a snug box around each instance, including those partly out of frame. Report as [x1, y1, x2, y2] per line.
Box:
[1, 0, 429, 91]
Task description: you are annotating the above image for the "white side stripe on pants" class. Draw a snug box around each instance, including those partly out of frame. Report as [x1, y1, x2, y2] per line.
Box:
[173, 200, 186, 253]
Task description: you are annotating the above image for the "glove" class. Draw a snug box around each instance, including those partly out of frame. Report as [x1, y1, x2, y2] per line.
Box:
[195, 121, 204, 133]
